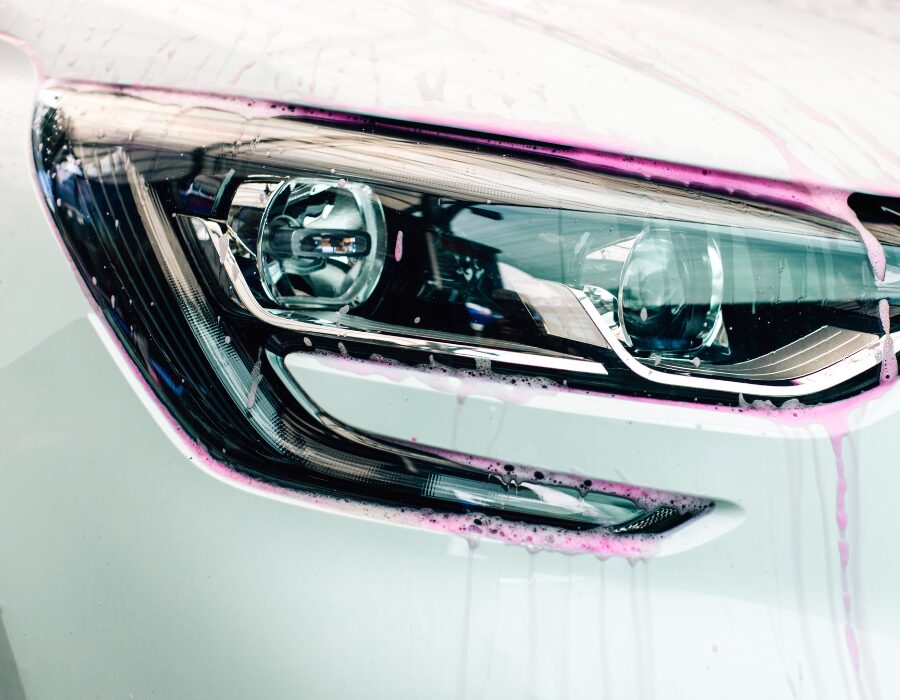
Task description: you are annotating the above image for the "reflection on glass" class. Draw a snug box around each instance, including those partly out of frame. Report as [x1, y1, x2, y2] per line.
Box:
[371, 196, 891, 372]
[253, 178, 386, 310]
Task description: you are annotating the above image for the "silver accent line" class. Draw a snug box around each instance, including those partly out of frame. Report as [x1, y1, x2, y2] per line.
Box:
[201, 221, 609, 377]
[657, 326, 874, 381]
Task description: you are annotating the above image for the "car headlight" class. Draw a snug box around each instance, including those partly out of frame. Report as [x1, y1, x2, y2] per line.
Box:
[33, 84, 900, 554]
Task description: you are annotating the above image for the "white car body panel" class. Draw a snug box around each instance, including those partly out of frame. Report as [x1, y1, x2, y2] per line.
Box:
[4, 0, 900, 196]
[1, 2, 900, 698]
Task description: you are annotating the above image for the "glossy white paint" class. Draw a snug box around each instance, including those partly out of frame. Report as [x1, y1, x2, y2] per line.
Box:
[4, 0, 900, 196]
[1, 2, 900, 698]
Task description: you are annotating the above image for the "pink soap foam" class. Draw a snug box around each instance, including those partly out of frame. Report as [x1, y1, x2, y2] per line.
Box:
[879, 299, 897, 384]
[394, 230, 403, 262]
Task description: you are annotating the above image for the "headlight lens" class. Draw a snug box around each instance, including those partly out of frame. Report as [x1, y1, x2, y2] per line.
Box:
[33, 84, 900, 553]
[255, 177, 387, 309]
[617, 225, 724, 353]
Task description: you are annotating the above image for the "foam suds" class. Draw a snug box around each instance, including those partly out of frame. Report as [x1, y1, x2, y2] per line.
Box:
[879, 299, 896, 384]
[830, 426, 861, 675]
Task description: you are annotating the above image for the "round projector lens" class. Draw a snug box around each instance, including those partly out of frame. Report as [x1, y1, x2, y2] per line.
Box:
[617, 225, 723, 354]
[257, 177, 387, 310]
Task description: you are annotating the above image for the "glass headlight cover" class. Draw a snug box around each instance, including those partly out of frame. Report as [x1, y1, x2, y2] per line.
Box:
[32, 83, 900, 552]
[216, 171, 899, 399]
[36, 86, 900, 401]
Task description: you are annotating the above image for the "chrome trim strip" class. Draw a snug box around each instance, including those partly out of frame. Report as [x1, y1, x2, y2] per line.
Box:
[659, 326, 874, 381]
[200, 220, 609, 377]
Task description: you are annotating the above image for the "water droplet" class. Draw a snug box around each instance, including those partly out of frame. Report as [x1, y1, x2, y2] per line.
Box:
[639, 307, 648, 321]
[303, 337, 313, 347]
